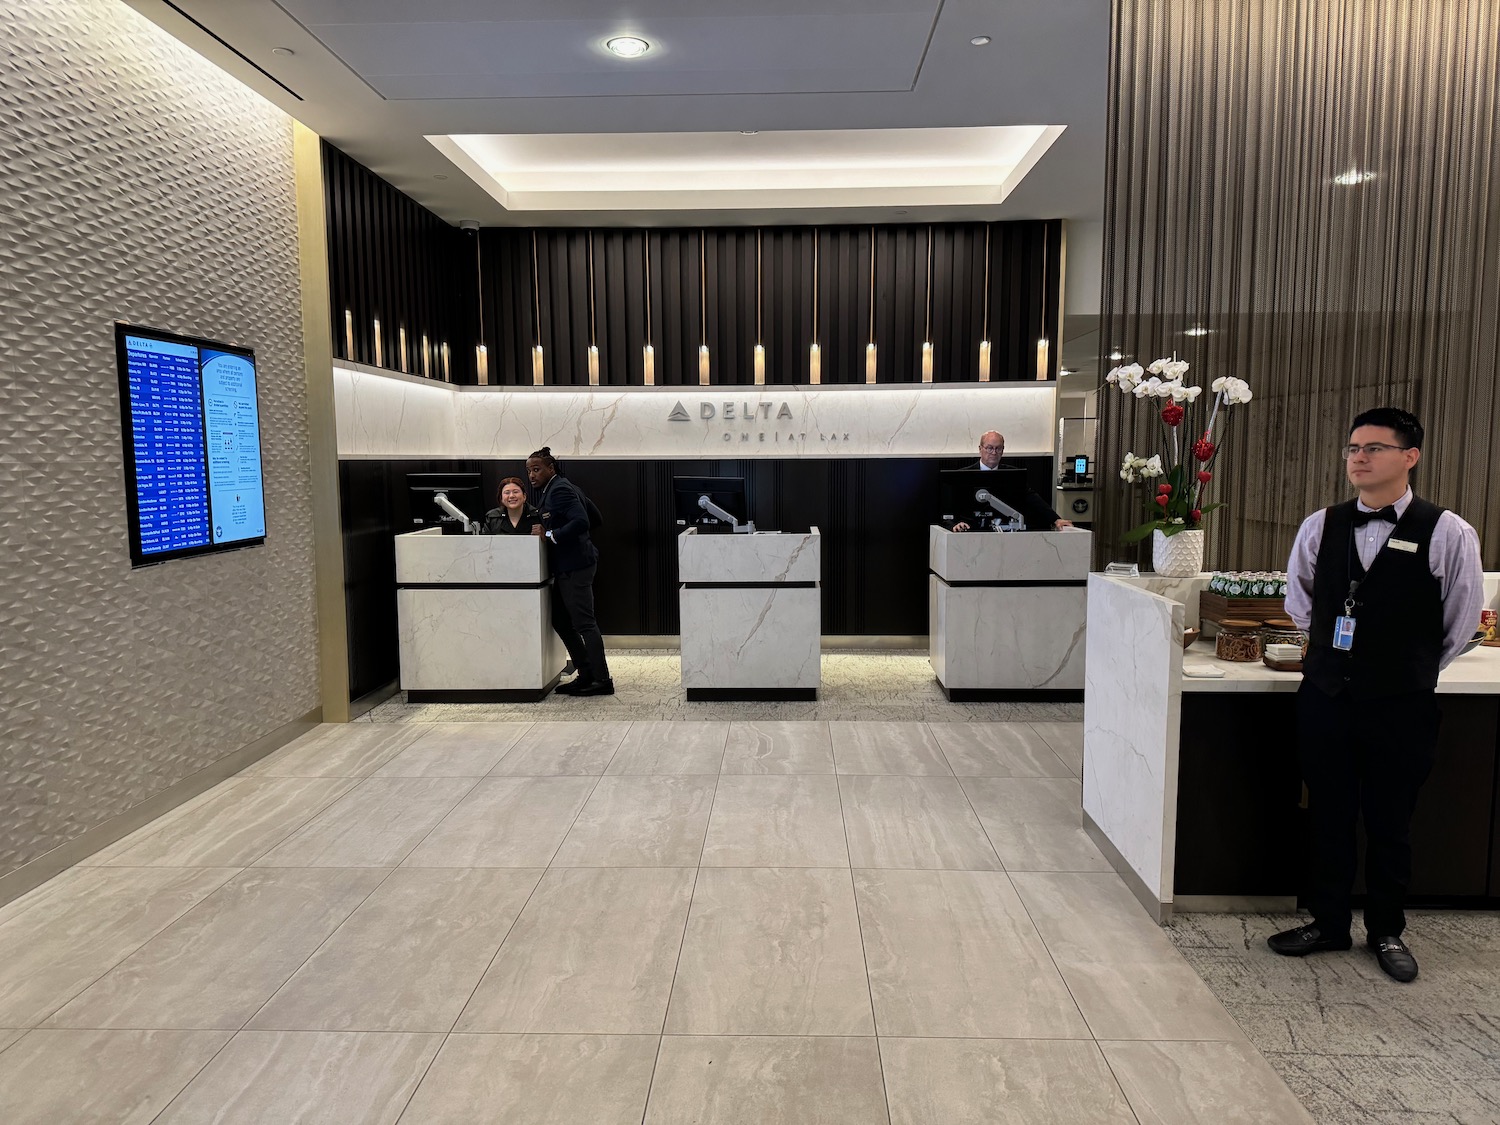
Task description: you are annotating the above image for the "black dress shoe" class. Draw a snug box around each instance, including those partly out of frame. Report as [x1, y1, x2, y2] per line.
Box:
[574, 678, 615, 696]
[1267, 924, 1353, 957]
[554, 677, 588, 695]
[1367, 935, 1419, 982]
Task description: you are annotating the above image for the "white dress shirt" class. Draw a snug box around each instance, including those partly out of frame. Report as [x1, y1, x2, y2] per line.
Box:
[1284, 488, 1485, 668]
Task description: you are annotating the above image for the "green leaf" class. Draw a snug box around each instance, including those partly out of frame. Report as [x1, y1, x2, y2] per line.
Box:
[1121, 520, 1162, 544]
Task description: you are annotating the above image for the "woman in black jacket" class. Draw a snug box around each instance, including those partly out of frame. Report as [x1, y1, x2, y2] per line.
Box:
[482, 476, 540, 535]
[526, 447, 613, 695]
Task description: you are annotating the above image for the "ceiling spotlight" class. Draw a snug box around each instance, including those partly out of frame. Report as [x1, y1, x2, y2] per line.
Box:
[271, 46, 295, 56]
[1183, 326, 1210, 337]
[739, 129, 759, 136]
[433, 174, 448, 180]
[970, 35, 992, 46]
[1333, 169, 1376, 186]
[895, 209, 909, 216]
[1108, 350, 1123, 361]
[1059, 368, 1075, 377]
[606, 36, 651, 58]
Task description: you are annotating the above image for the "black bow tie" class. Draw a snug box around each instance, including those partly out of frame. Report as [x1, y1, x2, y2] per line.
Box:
[1352, 506, 1399, 527]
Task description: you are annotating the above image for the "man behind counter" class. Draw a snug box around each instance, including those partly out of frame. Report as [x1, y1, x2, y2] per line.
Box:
[952, 431, 1074, 532]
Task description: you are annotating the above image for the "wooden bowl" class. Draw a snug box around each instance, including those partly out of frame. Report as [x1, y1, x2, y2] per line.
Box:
[1181, 628, 1201, 650]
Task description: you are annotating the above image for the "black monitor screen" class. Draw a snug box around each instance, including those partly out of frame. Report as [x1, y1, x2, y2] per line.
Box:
[938, 468, 1038, 531]
[1073, 455, 1089, 476]
[673, 476, 746, 533]
[116, 323, 266, 566]
[407, 472, 482, 533]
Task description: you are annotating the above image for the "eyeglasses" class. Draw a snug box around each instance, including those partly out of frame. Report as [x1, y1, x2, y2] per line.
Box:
[1341, 443, 1410, 459]
[979, 444, 1004, 453]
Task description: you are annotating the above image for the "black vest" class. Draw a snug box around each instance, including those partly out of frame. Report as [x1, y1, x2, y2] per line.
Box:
[1303, 496, 1446, 700]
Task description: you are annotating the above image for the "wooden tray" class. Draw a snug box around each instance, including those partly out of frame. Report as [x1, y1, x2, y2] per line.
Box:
[1263, 656, 1303, 672]
[1200, 591, 1287, 625]
[1483, 639, 1500, 648]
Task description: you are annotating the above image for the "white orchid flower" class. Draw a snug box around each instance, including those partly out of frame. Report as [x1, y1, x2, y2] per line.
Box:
[1211, 376, 1228, 392]
[1141, 455, 1164, 479]
[1148, 358, 1171, 375]
[1165, 360, 1191, 380]
[1185, 385, 1203, 401]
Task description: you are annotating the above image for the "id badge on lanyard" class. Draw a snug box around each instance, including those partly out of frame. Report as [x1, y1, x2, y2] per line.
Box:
[1333, 581, 1357, 651]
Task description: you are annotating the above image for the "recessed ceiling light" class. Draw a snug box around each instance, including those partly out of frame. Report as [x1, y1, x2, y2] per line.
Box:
[739, 130, 759, 136]
[1333, 169, 1376, 186]
[1183, 326, 1209, 337]
[895, 209, 909, 215]
[970, 35, 992, 46]
[271, 47, 295, 56]
[1108, 350, 1123, 361]
[606, 36, 650, 58]
[1059, 367, 1075, 376]
[433, 174, 448, 180]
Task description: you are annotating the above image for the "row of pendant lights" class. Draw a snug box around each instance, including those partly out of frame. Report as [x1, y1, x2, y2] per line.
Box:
[350, 226, 1050, 385]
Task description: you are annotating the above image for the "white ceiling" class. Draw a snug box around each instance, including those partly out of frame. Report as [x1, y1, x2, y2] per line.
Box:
[120, 0, 1110, 230]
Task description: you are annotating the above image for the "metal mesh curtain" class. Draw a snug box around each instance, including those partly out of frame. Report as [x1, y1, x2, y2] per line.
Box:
[1098, 0, 1500, 571]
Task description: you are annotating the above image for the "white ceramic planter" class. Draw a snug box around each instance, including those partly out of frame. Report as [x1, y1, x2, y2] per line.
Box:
[1152, 528, 1204, 578]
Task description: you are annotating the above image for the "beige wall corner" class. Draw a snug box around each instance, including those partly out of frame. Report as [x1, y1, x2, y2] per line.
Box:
[295, 121, 350, 721]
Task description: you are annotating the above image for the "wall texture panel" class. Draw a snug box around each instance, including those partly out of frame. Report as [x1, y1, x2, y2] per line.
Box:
[1098, 0, 1500, 569]
[0, 0, 318, 877]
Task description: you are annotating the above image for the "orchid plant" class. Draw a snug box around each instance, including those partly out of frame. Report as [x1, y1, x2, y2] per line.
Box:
[1104, 357, 1253, 542]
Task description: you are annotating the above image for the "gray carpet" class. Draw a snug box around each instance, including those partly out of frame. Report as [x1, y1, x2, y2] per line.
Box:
[1169, 911, 1500, 1124]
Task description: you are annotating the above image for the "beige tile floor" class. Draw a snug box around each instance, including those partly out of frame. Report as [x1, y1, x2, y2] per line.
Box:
[0, 719, 1313, 1124]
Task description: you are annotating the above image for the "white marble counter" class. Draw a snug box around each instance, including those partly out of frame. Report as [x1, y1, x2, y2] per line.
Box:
[678, 528, 821, 584]
[394, 529, 548, 585]
[929, 526, 1091, 583]
[1181, 640, 1500, 693]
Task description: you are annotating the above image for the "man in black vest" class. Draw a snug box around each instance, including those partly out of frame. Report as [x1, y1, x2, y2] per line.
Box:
[1269, 408, 1483, 981]
[527, 447, 614, 697]
[952, 430, 1072, 531]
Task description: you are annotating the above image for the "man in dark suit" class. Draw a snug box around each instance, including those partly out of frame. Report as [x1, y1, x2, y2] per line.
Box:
[526, 447, 613, 696]
[953, 430, 1073, 532]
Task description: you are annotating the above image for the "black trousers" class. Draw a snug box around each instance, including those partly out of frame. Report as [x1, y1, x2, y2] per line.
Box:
[550, 563, 610, 683]
[1296, 681, 1439, 938]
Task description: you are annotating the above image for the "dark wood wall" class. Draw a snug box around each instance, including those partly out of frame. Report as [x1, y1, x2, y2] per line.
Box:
[340, 455, 1056, 700]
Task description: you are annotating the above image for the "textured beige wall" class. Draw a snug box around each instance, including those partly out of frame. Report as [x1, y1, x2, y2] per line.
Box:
[0, 0, 318, 876]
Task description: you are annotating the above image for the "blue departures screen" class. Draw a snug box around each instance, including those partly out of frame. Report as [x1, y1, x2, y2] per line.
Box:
[119, 327, 265, 564]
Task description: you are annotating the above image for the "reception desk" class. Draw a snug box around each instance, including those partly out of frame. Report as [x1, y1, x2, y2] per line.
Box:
[678, 528, 821, 701]
[395, 529, 567, 702]
[1083, 572, 1500, 922]
[928, 526, 1091, 701]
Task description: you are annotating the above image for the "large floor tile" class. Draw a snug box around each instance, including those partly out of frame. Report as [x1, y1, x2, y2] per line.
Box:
[929, 721, 1074, 777]
[830, 721, 952, 775]
[252, 777, 477, 867]
[250, 868, 541, 1033]
[960, 777, 1111, 872]
[401, 777, 596, 867]
[838, 775, 1001, 870]
[1008, 872, 1183, 964]
[102, 777, 359, 867]
[456, 867, 695, 1033]
[0, 1028, 27, 1055]
[243, 724, 425, 778]
[720, 721, 835, 774]
[551, 776, 715, 867]
[880, 1037, 1136, 1125]
[645, 1036, 888, 1125]
[373, 722, 532, 777]
[1029, 721, 1084, 776]
[398, 1033, 659, 1124]
[46, 868, 385, 1030]
[0, 867, 237, 1027]
[76, 781, 247, 867]
[155, 1030, 442, 1125]
[1054, 960, 1246, 1041]
[667, 868, 873, 1036]
[1100, 1040, 1316, 1124]
[854, 868, 1088, 1038]
[604, 722, 730, 774]
[0, 1028, 232, 1124]
[488, 721, 631, 775]
[700, 776, 848, 867]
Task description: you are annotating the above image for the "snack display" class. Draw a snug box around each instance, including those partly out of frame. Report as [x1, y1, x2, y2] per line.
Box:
[1207, 571, 1289, 598]
[1215, 618, 1264, 662]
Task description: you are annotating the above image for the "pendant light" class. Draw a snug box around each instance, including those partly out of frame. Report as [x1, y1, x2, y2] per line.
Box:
[372, 317, 383, 369]
[865, 226, 877, 383]
[343, 309, 355, 363]
[642, 233, 655, 385]
[530, 231, 544, 385]
[473, 227, 488, 384]
[420, 333, 430, 378]
[808, 230, 821, 384]
[753, 229, 765, 384]
[921, 226, 934, 382]
[399, 326, 409, 374]
[586, 231, 600, 385]
[978, 225, 992, 382]
[698, 230, 710, 386]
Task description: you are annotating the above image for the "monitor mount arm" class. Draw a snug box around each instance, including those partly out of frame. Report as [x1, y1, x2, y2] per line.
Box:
[974, 489, 1026, 532]
[433, 491, 479, 534]
[698, 494, 755, 533]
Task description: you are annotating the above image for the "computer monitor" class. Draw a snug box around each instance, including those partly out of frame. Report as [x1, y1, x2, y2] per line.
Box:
[673, 476, 747, 533]
[938, 468, 1037, 531]
[407, 472, 482, 533]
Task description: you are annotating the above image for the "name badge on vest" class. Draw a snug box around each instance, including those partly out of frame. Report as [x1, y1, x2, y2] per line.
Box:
[1387, 538, 1419, 553]
[1333, 616, 1356, 651]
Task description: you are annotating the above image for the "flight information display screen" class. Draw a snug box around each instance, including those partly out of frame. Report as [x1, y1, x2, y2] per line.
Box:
[116, 324, 266, 566]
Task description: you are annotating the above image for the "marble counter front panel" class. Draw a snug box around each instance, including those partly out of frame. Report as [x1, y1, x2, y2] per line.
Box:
[398, 589, 566, 691]
[929, 527, 1092, 583]
[680, 587, 821, 691]
[395, 532, 548, 586]
[929, 579, 1086, 690]
[678, 529, 821, 585]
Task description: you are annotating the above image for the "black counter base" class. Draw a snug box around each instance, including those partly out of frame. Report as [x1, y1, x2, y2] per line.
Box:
[685, 688, 818, 702]
[405, 675, 562, 704]
[939, 685, 1084, 703]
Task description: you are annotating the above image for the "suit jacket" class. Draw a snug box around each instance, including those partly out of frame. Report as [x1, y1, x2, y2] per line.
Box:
[534, 476, 599, 574]
[956, 462, 1061, 529]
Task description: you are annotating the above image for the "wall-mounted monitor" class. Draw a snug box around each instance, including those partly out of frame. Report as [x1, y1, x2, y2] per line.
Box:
[407, 471, 482, 533]
[116, 324, 266, 566]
